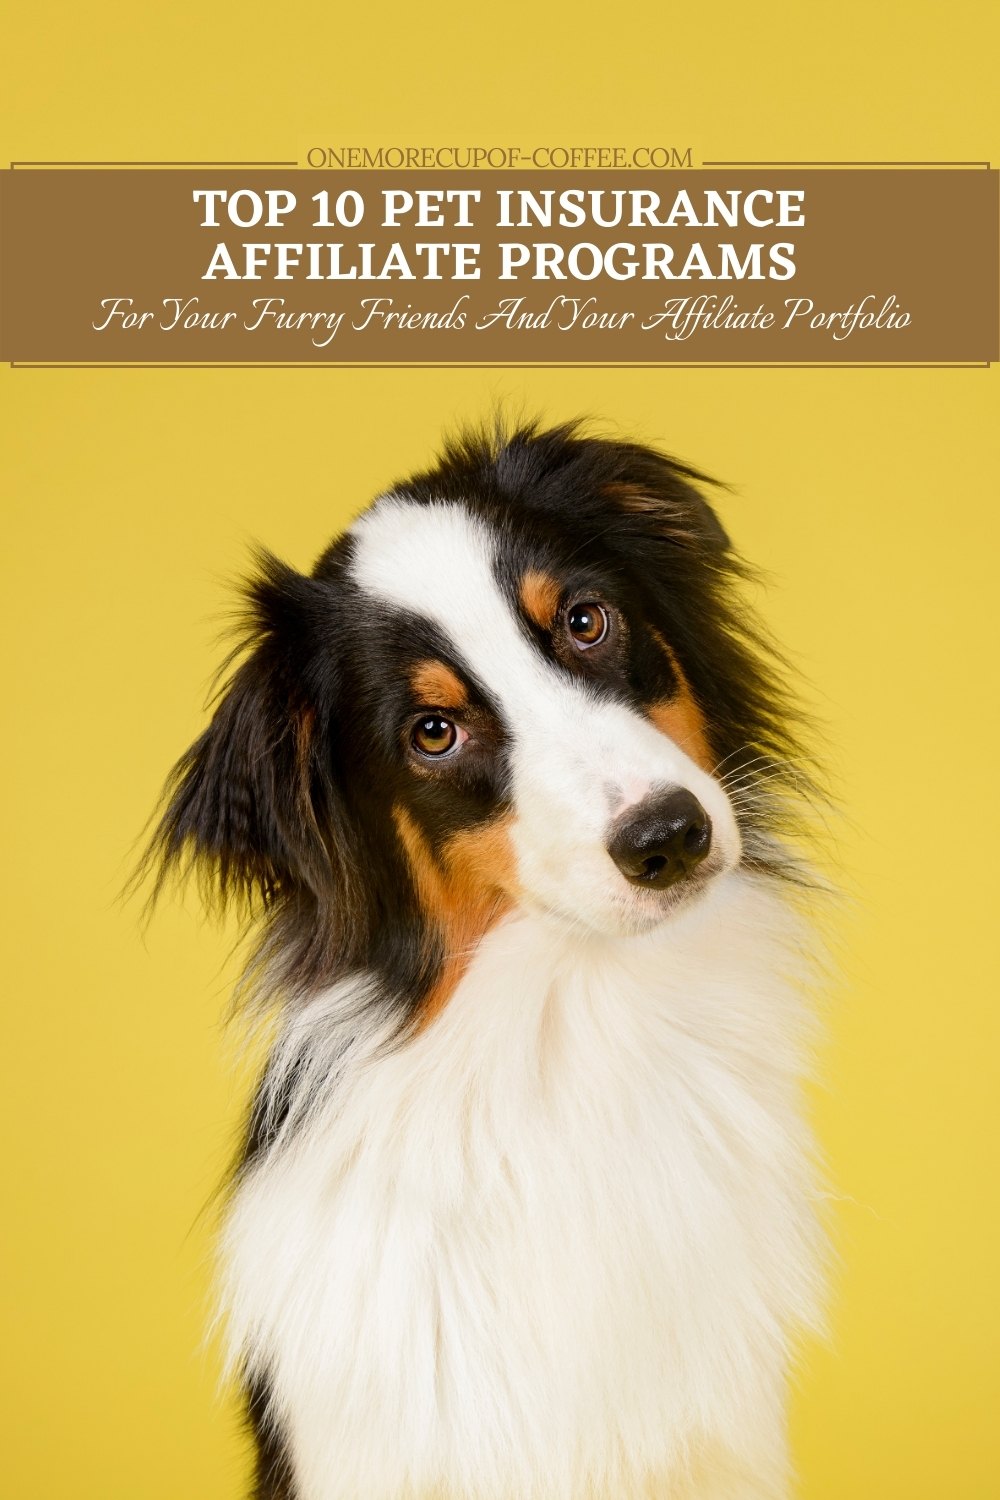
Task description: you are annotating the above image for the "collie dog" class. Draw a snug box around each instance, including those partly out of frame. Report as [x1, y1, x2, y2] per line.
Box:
[146, 421, 824, 1500]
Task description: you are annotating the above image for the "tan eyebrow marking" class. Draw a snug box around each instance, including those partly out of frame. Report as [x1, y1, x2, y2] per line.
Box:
[520, 570, 562, 632]
[647, 629, 713, 772]
[410, 659, 468, 708]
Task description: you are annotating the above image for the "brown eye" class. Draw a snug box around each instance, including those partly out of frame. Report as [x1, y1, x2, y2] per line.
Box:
[412, 715, 459, 757]
[567, 601, 609, 649]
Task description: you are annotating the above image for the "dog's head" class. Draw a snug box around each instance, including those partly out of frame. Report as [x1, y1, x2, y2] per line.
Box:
[146, 422, 802, 1022]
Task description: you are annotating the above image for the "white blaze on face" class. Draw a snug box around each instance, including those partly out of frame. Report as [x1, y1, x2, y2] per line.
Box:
[352, 499, 741, 935]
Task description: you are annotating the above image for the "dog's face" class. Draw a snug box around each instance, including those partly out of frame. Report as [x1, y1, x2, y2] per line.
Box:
[348, 496, 739, 944]
[150, 424, 792, 1018]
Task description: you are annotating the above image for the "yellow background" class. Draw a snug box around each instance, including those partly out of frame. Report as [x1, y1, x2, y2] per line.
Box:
[2, 4, 998, 1497]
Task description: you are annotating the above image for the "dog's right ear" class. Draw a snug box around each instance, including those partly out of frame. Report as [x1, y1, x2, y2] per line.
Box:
[138, 551, 341, 919]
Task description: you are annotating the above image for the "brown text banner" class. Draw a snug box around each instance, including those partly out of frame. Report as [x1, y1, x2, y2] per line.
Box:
[1, 168, 996, 364]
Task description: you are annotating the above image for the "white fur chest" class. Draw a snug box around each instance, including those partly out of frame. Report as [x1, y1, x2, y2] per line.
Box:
[222, 875, 822, 1500]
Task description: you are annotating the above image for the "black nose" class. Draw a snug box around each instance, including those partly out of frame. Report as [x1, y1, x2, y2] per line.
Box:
[607, 788, 712, 890]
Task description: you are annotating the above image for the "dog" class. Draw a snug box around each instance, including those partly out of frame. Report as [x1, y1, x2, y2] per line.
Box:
[145, 419, 825, 1500]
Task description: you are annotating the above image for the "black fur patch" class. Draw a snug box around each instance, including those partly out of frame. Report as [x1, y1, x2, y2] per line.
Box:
[246, 1374, 295, 1500]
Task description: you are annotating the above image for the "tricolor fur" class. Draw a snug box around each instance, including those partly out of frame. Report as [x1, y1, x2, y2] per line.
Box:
[145, 421, 825, 1500]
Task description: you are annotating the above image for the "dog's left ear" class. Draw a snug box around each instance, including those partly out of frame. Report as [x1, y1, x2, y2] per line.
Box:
[140, 551, 341, 917]
[603, 454, 730, 554]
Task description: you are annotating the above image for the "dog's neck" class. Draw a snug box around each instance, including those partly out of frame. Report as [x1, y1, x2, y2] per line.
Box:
[260, 868, 817, 1153]
[398, 868, 814, 1124]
